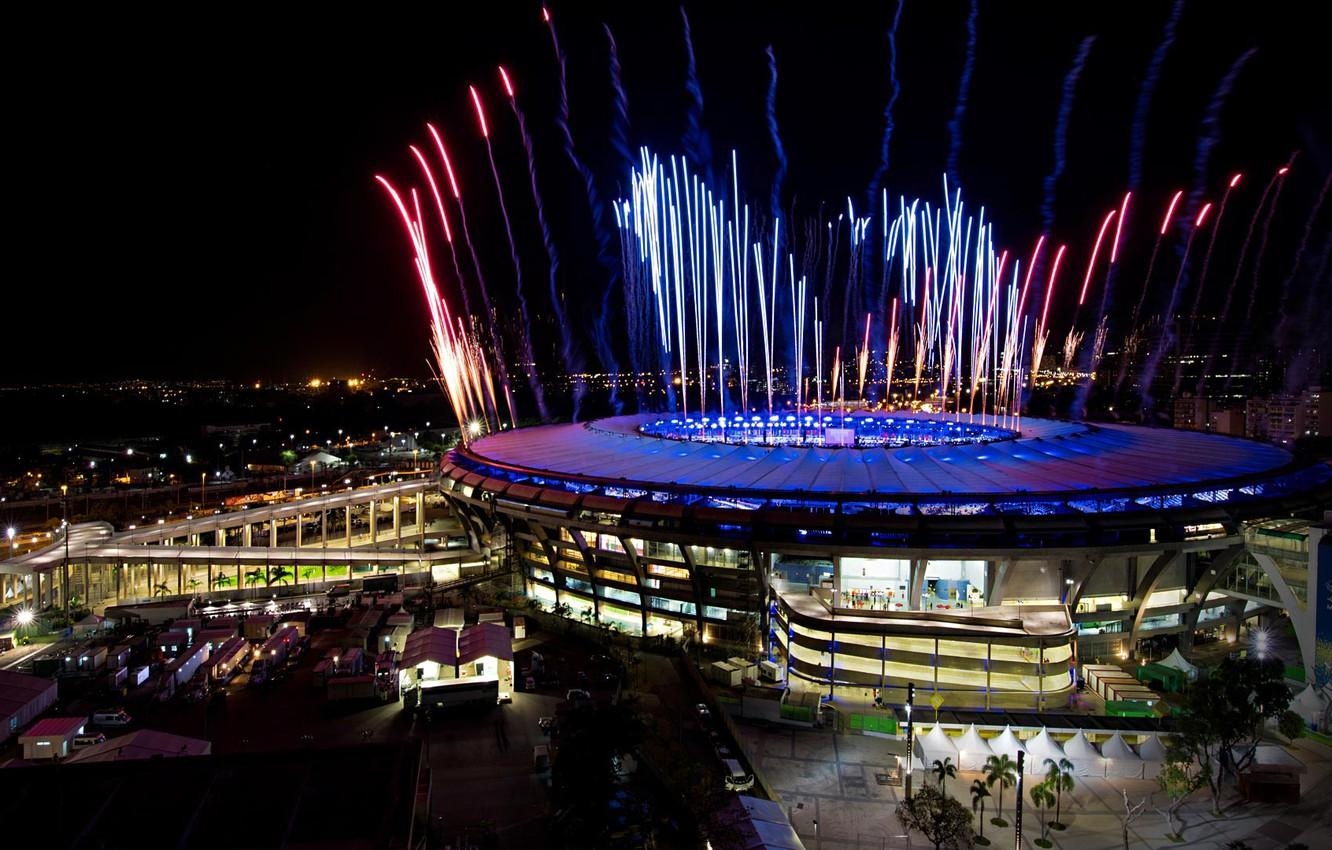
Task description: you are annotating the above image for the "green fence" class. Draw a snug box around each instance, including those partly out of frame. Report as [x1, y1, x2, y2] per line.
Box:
[1105, 699, 1156, 718]
[780, 703, 814, 722]
[849, 713, 899, 734]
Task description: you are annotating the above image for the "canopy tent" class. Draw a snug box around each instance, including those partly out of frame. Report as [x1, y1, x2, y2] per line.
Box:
[1290, 684, 1328, 731]
[989, 726, 1026, 764]
[1058, 730, 1106, 777]
[914, 724, 958, 773]
[1022, 728, 1065, 774]
[1100, 732, 1145, 779]
[1157, 648, 1200, 681]
[954, 724, 993, 771]
[1135, 733, 1169, 775]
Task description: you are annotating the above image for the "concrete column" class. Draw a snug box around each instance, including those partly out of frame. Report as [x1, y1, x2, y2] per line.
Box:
[270, 518, 278, 547]
[416, 492, 425, 536]
[370, 500, 378, 544]
[393, 496, 402, 544]
[345, 506, 352, 547]
[295, 514, 303, 548]
[321, 509, 328, 546]
[243, 523, 252, 547]
[908, 558, 926, 611]
[190, 533, 199, 546]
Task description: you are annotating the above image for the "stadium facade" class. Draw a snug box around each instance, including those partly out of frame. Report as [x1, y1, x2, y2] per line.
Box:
[439, 413, 1332, 703]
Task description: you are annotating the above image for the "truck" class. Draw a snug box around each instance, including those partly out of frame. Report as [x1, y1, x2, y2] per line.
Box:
[250, 626, 299, 684]
[416, 677, 500, 712]
[327, 675, 378, 701]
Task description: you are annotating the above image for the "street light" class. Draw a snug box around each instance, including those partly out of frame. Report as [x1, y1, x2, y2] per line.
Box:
[310, 460, 317, 491]
[200, 472, 207, 510]
[905, 682, 915, 801]
[6, 526, 14, 556]
[60, 484, 70, 625]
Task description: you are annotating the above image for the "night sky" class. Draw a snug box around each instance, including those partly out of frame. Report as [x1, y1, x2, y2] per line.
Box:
[6, 1, 1326, 387]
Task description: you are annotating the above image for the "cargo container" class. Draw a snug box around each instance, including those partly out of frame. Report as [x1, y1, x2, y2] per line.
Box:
[130, 665, 151, 686]
[417, 677, 499, 710]
[107, 666, 128, 692]
[243, 614, 277, 641]
[206, 637, 251, 682]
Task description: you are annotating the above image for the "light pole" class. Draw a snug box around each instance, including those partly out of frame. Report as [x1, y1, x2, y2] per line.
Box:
[60, 484, 70, 625]
[310, 460, 317, 491]
[200, 472, 207, 510]
[6, 526, 14, 558]
[905, 681, 915, 801]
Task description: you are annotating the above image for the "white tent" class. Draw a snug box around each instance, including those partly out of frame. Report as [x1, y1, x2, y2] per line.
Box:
[1100, 732, 1145, 779]
[989, 726, 1026, 765]
[914, 724, 958, 773]
[1022, 728, 1065, 774]
[954, 724, 994, 771]
[1157, 648, 1200, 681]
[1290, 684, 1328, 731]
[1057, 730, 1106, 777]
[1135, 733, 1168, 776]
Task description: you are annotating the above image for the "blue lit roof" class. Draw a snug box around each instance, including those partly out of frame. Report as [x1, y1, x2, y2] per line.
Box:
[461, 413, 1299, 498]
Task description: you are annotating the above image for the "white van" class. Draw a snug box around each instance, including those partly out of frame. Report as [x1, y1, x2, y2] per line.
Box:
[72, 733, 106, 748]
[91, 709, 132, 727]
[722, 758, 754, 792]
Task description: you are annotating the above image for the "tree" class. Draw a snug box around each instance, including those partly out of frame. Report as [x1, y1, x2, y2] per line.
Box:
[933, 756, 958, 796]
[969, 779, 992, 845]
[1043, 757, 1075, 830]
[525, 597, 545, 613]
[245, 567, 267, 587]
[895, 784, 974, 850]
[269, 565, 293, 586]
[1169, 657, 1294, 813]
[1156, 753, 1208, 840]
[186, 578, 201, 593]
[153, 582, 171, 598]
[983, 753, 1018, 827]
[300, 566, 321, 583]
[1118, 789, 1147, 850]
[1028, 780, 1056, 848]
[212, 573, 234, 589]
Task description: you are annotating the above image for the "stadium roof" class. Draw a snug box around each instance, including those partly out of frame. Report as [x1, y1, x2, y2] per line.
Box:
[462, 414, 1300, 497]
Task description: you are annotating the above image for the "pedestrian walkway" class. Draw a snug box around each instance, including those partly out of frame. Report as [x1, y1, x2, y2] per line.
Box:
[732, 719, 1332, 849]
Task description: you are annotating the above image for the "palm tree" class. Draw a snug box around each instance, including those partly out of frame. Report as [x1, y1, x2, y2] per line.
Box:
[1029, 780, 1056, 847]
[244, 567, 267, 587]
[970, 779, 992, 845]
[153, 582, 171, 598]
[983, 753, 1018, 828]
[186, 578, 201, 594]
[212, 573, 234, 590]
[269, 565, 293, 586]
[1044, 757, 1076, 830]
[932, 756, 957, 796]
[552, 601, 572, 619]
[300, 567, 321, 583]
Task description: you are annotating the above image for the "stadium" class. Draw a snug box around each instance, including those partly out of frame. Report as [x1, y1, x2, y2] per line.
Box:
[438, 411, 1332, 706]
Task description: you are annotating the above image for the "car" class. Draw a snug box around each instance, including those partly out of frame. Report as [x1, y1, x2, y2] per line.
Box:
[72, 733, 106, 749]
[538, 716, 555, 733]
[694, 703, 711, 720]
[714, 743, 733, 760]
[566, 688, 592, 703]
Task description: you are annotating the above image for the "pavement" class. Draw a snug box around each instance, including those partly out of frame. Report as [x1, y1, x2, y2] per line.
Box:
[733, 719, 1332, 849]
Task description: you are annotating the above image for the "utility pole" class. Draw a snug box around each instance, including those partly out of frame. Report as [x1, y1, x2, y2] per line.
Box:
[1014, 749, 1025, 850]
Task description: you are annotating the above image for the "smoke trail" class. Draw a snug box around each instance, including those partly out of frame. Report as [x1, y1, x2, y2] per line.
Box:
[1140, 203, 1212, 417]
[1183, 48, 1258, 228]
[1040, 36, 1097, 234]
[868, 0, 905, 204]
[945, 0, 979, 187]
[1226, 166, 1292, 392]
[605, 25, 634, 175]
[1275, 170, 1331, 348]
[544, 7, 622, 417]
[1285, 237, 1332, 392]
[765, 46, 787, 223]
[680, 7, 714, 184]
[1128, 0, 1185, 190]
[1197, 162, 1286, 393]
